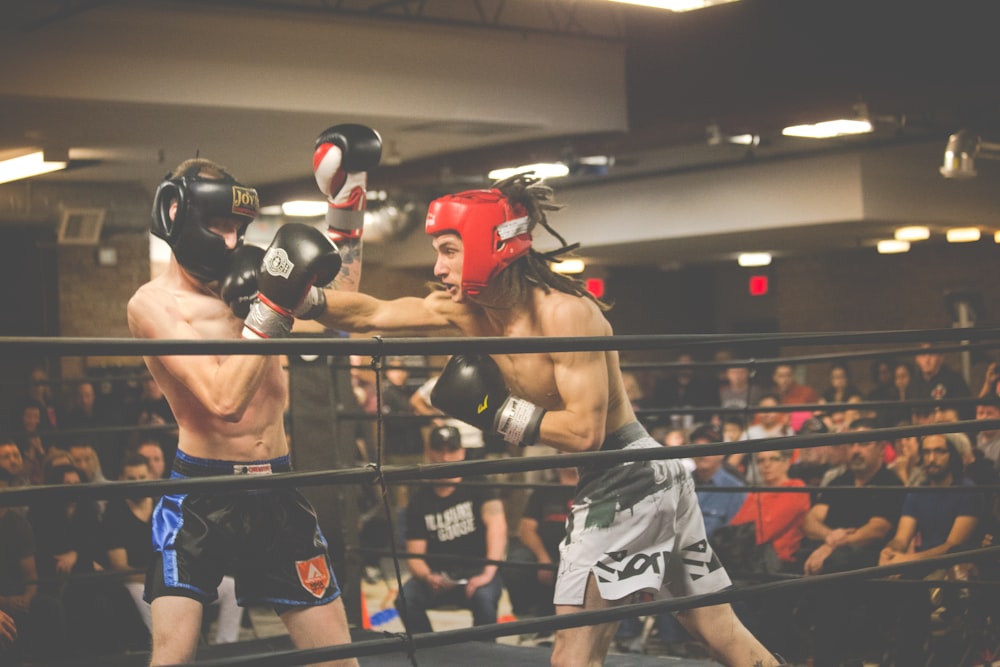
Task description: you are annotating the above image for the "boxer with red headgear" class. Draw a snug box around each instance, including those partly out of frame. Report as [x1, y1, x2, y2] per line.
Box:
[312, 171, 779, 667]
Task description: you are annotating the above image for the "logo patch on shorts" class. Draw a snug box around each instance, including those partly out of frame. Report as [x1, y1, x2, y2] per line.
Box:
[296, 556, 330, 599]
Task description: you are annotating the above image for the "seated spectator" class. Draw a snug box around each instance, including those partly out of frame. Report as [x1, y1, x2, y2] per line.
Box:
[879, 432, 983, 664]
[744, 394, 793, 483]
[800, 419, 903, 667]
[819, 362, 861, 407]
[0, 438, 30, 489]
[911, 344, 973, 420]
[888, 424, 925, 486]
[788, 417, 831, 487]
[871, 361, 916, 427]
[650, 352, 719, 430]
[719, 366, 764, 411]
[691, 425, 746, 539]
[0, 467, 68, 661]
[726, 448, 810, 659]
[974, 385, 1000, 464]
[396, 426, 506, 634]
[41, 447, 74, 480]
[771, 363, 819, 432]
[63, 380, 121, 478]
[15, 401, 48, 485]
[68, 443, 106, 484]
[504, 461, 576, 636]
[134, 437, 167, 479]
[730, 449, 810, 571]
[102, 453, 241, 646]
[28, 464, 117, 657]
[722, 416, 750, 479]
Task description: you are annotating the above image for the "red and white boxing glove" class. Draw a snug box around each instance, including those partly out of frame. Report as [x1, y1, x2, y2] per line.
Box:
[313, 124, 382, 247]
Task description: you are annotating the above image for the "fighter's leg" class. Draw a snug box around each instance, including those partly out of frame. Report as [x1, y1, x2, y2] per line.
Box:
[149, 596, 203, 666]
[676, 602, 780, 667]
[551, 573, 624, 667]
[279, 597, 358, 667]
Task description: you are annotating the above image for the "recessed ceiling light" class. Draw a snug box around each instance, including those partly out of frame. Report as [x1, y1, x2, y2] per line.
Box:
[551, 259, 585, 274]
[737, 252, 771, 267]
[607, 0, 739, 10]
[281, 200, 327, 217]
[894, 226, 930, 242]
[877, 239, 910, 254]
[946, 227, 981, 243]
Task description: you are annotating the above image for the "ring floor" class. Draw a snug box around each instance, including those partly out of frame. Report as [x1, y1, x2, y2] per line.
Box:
[13, 576, 727, 666]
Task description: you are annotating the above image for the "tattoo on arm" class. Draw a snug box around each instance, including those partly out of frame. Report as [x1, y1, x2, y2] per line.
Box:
[333, 238, 363, 292]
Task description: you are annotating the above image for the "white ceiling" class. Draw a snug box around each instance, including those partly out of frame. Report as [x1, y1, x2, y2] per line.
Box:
[1, 0, 999, 268]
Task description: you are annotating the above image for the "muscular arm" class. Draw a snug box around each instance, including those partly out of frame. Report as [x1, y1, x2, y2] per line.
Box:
[127, 287, 270, 422]
[480, 499, 507, 580]
[840, 516, 893, 547]
[315, 290, 455, 334]
[884, 515, 917, 553]
[535, 299, 610, 452]
[330, 237, 362, 293]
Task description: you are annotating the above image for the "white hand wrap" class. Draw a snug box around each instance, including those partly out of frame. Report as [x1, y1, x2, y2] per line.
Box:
[494, 395, 546, 447]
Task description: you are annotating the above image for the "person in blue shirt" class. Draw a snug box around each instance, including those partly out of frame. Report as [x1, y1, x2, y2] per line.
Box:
[691, 425, 747, 538]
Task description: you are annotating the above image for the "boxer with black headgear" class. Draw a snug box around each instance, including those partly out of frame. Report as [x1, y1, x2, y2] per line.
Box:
[127, 146, 378, 666]
[311, 172, 781, 667]
[151, 159, 259, 282]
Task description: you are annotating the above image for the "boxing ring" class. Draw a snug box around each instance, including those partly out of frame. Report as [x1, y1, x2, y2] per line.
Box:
[3, 326, 1000, 667]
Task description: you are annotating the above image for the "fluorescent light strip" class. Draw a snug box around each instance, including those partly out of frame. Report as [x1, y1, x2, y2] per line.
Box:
[488, 163, 570, 180]
[0, 151, 68, 185]
[782, 119, 873, 139]
[894, 226, 930, 242]
[946, 228, 981, 243]
[877, 239, 910, 254]
[608, 0, 739, 11]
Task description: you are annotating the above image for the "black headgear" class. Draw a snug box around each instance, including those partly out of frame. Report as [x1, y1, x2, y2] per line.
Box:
[151, 164, 259, 281]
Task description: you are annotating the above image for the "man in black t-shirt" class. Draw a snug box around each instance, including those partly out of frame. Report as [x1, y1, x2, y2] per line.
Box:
[505, 464, 577, 619]
[799, 418, 903, 667]
[395, 426, 507, 633]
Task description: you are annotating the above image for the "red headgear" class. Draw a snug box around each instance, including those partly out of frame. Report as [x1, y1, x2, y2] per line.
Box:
[425, 189, 532, 296]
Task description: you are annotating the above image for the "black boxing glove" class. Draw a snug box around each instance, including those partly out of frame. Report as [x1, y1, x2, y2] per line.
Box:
[431, 354, 546, 448]
[313, 124, 382, 248]
[221, 245, 264, 319]
[242, 224, 341, 339]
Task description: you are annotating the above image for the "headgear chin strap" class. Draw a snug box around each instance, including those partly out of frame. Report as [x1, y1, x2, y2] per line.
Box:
[425, 189, 531, 296]
[151, 165, 259, 282]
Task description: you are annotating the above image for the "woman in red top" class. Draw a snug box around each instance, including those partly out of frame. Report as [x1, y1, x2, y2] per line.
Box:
[730, 449, 811, 566]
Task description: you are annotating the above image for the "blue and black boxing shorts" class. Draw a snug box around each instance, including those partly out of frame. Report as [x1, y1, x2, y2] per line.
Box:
[145, 450, 341, 613]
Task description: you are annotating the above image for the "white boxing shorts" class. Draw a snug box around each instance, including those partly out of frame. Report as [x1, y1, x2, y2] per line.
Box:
[554, 422, 731, 606]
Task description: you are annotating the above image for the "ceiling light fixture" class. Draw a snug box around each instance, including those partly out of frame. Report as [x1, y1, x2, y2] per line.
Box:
[994, 231, 1000, 244]
[737, 252, 771, 267]
[0, 150, 68, 185]
[488, 162, 570, 181]
[782, 102, 875, 139]
[946, 228, 981, 243]
[281, 200, 328, 217]
[877, 239, 910, 254]
[939, 129, 1000, 179]
[551, 259, 585, 274]
[607, 0, 739, 11]
[894, 226, 930, 242]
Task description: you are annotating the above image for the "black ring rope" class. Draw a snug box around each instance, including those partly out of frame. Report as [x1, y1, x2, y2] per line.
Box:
[6, 330, 1000, 666]
[4, 324, 1000, 357]
[5, 417, 1000, 508]
[149, 546, 1000, 667]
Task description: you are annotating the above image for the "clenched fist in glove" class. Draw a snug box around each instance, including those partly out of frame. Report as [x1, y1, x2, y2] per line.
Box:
[221, 245, 264, 319]
[242, 224, 341, 339]
[313, 124, 382, 247]
[431, 354, 547, 448]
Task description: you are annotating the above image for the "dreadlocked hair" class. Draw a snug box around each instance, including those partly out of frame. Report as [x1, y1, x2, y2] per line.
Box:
[488, 172, 611, 312]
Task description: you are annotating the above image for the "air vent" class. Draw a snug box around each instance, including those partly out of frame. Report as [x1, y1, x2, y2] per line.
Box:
[57, 208, 105, 245]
